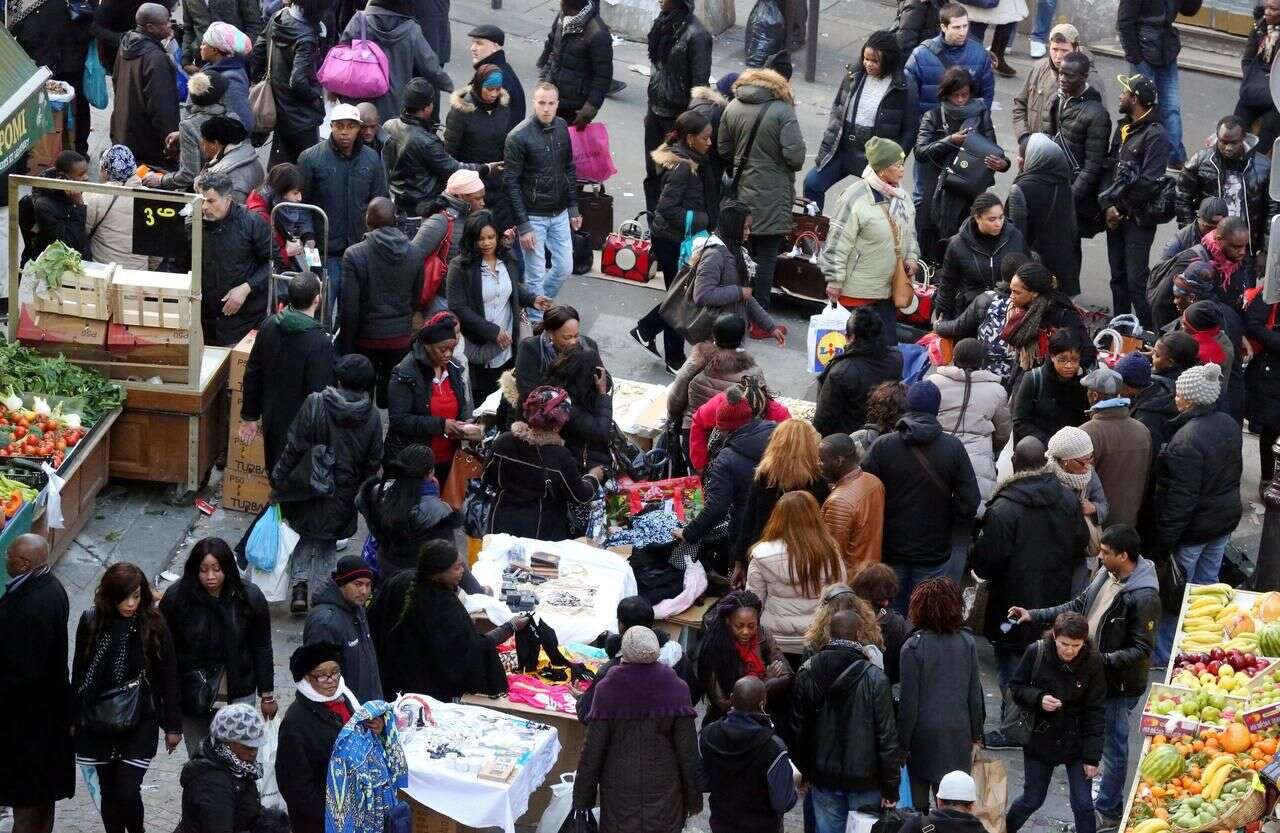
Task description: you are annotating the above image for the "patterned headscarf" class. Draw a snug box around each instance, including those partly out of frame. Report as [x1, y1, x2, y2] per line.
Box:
[101, 145, 137, 184]
[326, 700, 408, 833]
[203, 21, 254, 56]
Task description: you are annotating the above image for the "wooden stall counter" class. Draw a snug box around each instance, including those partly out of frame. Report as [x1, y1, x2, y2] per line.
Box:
[30, 409, 120, 564]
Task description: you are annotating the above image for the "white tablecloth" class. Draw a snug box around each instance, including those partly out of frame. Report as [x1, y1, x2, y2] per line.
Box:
[401, 697, 562, 833]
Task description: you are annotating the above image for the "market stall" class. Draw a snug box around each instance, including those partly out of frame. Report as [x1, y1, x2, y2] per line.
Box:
[1120, 583, 1280, 833]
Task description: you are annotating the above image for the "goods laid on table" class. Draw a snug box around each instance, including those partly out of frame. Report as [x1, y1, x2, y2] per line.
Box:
[0, 466, 38, 529]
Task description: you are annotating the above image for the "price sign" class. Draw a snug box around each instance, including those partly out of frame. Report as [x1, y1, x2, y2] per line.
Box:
[132, 198, 187, 259]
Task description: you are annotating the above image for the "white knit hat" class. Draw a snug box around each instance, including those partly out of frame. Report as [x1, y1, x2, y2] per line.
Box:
[1047, 426, 1093, 461]
[621, 626, 660, 664]
[1176, 362, 1222, 407]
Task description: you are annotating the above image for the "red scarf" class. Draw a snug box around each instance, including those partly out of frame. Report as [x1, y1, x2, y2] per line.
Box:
[1183, 320, 1227, 365]
[735, 637, 767, 678]
[1201, 231, 1242, 292]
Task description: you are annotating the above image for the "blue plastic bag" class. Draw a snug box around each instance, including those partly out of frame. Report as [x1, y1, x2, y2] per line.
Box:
[677, 210, 709, 270]
[84, 43, 109, 110]
[361, 534, 379, 576]
[246, 505, 281, 571]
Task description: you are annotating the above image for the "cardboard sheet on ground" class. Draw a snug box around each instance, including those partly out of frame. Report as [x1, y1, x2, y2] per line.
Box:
[398, 696, 562, 833]
[469, 534, 638, 644]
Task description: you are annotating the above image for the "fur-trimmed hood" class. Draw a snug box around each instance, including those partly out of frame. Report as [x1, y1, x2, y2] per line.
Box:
[499, 370, 521, 408]
[688, 85, 727, 107]
[449, 86, 511, 114]
[732, 68, 794, 106]
[511, 421, 565, 446]
[690, 342, 761, 379]
[649, 141, 702, 173]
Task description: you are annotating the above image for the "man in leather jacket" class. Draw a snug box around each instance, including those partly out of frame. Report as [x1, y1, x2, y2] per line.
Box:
[642, 0, 712, 211]
[1010, 524, 1160, 829]
[382, 78, 496, 217]
[1176, 115, 1277, 260]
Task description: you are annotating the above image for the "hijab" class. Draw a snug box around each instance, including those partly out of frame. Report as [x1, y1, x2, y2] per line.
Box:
[101, 145, 138, 184]
[326, 700, 409, 833]
[1018, 134, 1072, 187]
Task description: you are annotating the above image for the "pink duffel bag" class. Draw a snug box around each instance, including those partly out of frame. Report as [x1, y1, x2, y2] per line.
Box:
[568, 121, 618, 183]
[318, 12, 390, 99]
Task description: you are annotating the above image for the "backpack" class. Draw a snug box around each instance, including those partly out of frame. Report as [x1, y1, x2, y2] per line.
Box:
[418, 213, 453, 310]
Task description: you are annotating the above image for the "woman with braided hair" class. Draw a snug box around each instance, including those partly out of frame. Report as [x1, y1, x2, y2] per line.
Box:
[355, 444, 457, 582]
[694, 589, 792, 726]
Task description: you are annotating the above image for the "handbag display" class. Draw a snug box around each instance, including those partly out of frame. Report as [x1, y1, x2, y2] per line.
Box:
[317, 12, 391, 98]
[79, 676, 145, 736]
[180, 666, 226, 715]
[941, 125, 1003, 199]
[249, 24, 278, 132]
[997, 642, 1044, 746]
[658, 250, 718, 345]
[881, 204, 913, 309]
[600, 214, 653, 283]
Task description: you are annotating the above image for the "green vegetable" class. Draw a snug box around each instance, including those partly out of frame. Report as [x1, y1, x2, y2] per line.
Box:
[26, 240, 84, 288]
[0, 474, 37, 502]
[0, 336, 124, 424]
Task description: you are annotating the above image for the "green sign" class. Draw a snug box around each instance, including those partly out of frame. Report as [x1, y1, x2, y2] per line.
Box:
[0, 87, 50, 174]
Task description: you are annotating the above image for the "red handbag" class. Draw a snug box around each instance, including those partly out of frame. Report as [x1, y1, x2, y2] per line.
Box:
[418, 214, 453, 310]
[601, 214, 653, 282]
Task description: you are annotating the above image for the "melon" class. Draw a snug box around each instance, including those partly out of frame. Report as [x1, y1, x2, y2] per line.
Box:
[1252, 592, 1280, 623]
[1258, 622, 1280, 657]
[1139, 744, 1186, 784]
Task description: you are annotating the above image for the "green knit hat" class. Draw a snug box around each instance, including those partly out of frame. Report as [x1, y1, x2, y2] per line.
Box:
[865, 136, 905, 172]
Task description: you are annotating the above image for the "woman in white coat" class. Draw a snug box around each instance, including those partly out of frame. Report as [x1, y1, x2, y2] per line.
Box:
[962, 0, 1027, 78]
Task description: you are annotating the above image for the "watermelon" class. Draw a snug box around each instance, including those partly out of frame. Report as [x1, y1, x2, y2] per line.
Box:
[1139, 744, 1185, 784]
[1258, 622, 1280, 657]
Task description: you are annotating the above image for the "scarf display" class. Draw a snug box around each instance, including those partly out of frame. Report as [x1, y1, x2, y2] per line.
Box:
[734, 636, 767, 679]
[648, 1, 690, 64]
[1049, 459, 1093, 493]
[1183, 320, 1227, 365]
[562, 1, 595, 34]
[326, 700, 409, 833]
[1200, 231, 1243, 291]
[208, 736, 263, 781]
[585, 661, 697, 720]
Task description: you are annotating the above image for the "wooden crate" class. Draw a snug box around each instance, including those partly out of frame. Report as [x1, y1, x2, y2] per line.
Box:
[34, 262, 115, 320]
[106, 321, 191, 366]
[16, 306, 110, 362]
[112, 269, 195, 330]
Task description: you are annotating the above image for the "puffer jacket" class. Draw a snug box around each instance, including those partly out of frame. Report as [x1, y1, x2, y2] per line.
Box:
[1156, 404, 1244, 548]
[904, 34, 996, 117]
[157, 579, 273, 706]
[746, 540, 845, 654]
[815, 66, 918, 172]
[342, 6, 451, 124]
[205, 141, 265, 204]
[892, 0, 943, 53]
[789, 641, 899, 797]
[930, 365, 1012, 500]
[537, 3, 613, 116]
[693, 239, 776, 332]
[177, 742, 261, 833]
[483, 422, 600, 540]
[251, 8, 324, 138]
[1100, 110, 1173, 228]
[271, 387, 384, 539]
[298, 138, 388, 254]
[717, 69, 806, 236]
[650, 142, 719, 243]
[110, 30, 180, 169]
[820, 178, 919, 299]
[934, 217, 1025, 320]
[337, 221, 430, 351]
[443, 88, 514, 165]
[814, 342, 905, 437]
[682, 419, 776, 546]
[1117, 0, 1181, 67]
[647, 2, 713, 118]
[914, 102, 1000, 257]
[180, 0, 263, 65]
[383, 113, 484, 217]
[199, 201, 272, 346]
[160, 101, 236, 193]
[303, 581, 382, 703]
[1047, 85, 1112, 237]
[1009, 637, 1106, 766]
[22, 183, 89, 265]
[972, 468, 1088, 648]
[667, 342, 766, 428]
[1176, 142, 1276, 254]
[504, 115, 579, 231]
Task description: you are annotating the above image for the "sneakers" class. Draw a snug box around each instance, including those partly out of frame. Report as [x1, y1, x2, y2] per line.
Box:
[336, 538, 350, 551]
[1029, 39, 1046, 58]
[629, 326, 663, 362]
[983, 730, 1018, 750]
[1096, 811, 1121, 833]
[290, 582, 309, 614]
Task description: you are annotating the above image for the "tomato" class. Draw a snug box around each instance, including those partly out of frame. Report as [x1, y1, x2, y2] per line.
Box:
[13, 426, 25, 439]
[54, 439, 66, 452]
[16, 417, 27, 428]
[65, 433, 79, 447]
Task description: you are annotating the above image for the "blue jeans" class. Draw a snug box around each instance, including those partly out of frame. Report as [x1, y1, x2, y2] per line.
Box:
[1153, 612, 1178, 667]
[809, 786, 883, 833]
[1129, 61, 1185, 165]
[1096, 695, 1140, 819]
[522, 211, 573, 322]
[803, 145, 863, 211]
[325, 254, 343, 335]
[891, 560, 948, 613]
[1175, 533, 1230, 585]
[1030, 0, 1057, 43]
[912, 156, 927, 208]
[1008, 755, 1095, 833]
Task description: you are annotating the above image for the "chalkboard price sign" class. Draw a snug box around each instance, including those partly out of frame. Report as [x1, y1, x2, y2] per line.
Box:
[132, 198, 188, 259]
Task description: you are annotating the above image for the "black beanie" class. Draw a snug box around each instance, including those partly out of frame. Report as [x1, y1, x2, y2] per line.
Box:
[289, 642, 343, 682]
[403, 77, 436, 112]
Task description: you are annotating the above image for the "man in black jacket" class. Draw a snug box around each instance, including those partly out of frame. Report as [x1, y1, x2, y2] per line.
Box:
[537, 0, 613, 126]
[469, 25, 525, 125]
[642, 0, 712, 211]
[1162, 196, 1227, 260]
[505, 82, 581, 320]
[1117, 0, 1185, 166]
[197, 170, 272, 347]
[1176, 115, 1276, 259]
[813, 308, 904, 436]
[20, 154, 91, 265]
[860, 380, 980, 611]
[892, 0, 943, 53]
[1102, 73, 1172, 328]
[1010, 523, 1161, 829]
[382, 78, 496, 217]
[1048, 52, 1112, 239]
[303, 556, 382, 703]
[109, 3, 180, 169]
[789, 611, 899, 830]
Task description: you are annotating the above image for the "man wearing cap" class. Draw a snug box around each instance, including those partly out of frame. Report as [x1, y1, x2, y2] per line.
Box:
[1177, 114, 1275, 261]
[1102, 73, 1172, 328]
[303, 556, 382, 702]
[860, 380, 980, 611]
[1013, 24, 1101, 147]
[1045, 50, 1111, 239]
[298, 102, 388, 310]
[1117, 0, 1185, 167]
[1162, 195, 1227, 260]
[1117, 351, 1176, 461]
[898, 772, 986, 833]
[1080, 366, 1151, 528]
[383, 77, 496, 217]
[469, 25, 525, 125]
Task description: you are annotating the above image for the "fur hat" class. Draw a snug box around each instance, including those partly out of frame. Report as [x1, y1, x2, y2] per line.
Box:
[289, 642, 343, 682]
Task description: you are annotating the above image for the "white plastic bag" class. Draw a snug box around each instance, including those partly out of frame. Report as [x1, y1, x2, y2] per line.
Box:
[807, 302, 851, 374]
[847, 810, 878, 833]
[41, 461, 65, 529]
[537, 773, 577, 833]
[256, 718, 285, 810]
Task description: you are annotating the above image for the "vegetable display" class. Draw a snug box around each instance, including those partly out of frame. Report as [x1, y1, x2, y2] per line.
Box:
[0, 336, 124, 425]
[0, 401, 87, 469]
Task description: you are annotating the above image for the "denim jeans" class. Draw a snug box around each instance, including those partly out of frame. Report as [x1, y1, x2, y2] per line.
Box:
[803, 142, 865, 211]
[1129, 61, 1185, 165]
[1174, 533, 1230, 585]
[1007, 755, 1096, 833]
[1106, 219, 1158, 328]
[1096, 695, 1140, 818]
[912, 156, 927, 208]
[325, 254, 343, 334]
[522, 211, 573, 322]
[290, 535, 337, 596]
[891, 560, 948, 613]
[1030, 0, 1058, 44]
[994, 642, 1022, 721]
[809, 786, 883, 833]
[1153, 612, 1178, 667]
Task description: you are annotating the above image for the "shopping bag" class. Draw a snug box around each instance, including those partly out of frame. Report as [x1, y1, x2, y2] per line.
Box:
[807, 302, 851, 374]
[256, 718, 285, 810]
[847, 809, 878, 833]
[250, 514, 298, 604]
[278, 515, 300, 566]
[245, 504, 281, 571]
[537, 773, 576, 833]
[84, 43, 109, 109]
[317, 12, 391, 98]
[971, 748, 1008, 833]
[568, 123, 618, 183]
[79, 763, 102, 811]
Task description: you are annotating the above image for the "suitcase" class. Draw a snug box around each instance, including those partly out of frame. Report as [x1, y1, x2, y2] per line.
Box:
[577, 180, 614, 250]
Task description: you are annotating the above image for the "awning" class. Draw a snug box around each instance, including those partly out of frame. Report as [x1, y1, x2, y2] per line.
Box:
[0, 26, 51, 173]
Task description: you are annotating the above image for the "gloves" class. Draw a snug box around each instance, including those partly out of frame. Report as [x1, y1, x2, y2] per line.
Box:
[573, 102, 598, 129]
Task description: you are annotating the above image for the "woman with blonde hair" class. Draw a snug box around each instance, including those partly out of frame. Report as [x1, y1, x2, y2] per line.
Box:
[803, 583, 884, 663]
[746, 492, 847, 667]
[734, 419, 829, 582]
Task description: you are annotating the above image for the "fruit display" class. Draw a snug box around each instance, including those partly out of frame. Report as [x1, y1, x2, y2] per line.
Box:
[0, 471, 37, 529]
[0, 398, 88, 469]
[1146, 684, 1245, 728]
[1177, 585, 1260, 655]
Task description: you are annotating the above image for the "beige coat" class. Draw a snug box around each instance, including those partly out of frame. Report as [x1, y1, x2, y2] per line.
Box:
[1011, 49, 1104, 142]
[746, 539, 844, 654]
[820, 469, 886, 575]
[84, 176, 150, 270]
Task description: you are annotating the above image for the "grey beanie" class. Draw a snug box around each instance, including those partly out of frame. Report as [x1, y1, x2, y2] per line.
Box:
[1176, 362, 1223, 407]
[621, 625, 660, 664]
[210, 703, 267, 748]
[1047, 426, 1093, 461]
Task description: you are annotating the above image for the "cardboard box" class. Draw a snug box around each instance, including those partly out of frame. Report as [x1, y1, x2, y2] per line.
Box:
[16, 305, 110, 361]
[228, 330, 256, 392]
[223, 468, 270, 515]
[107, 321, 191, 366]
[226, 390, 267, 476]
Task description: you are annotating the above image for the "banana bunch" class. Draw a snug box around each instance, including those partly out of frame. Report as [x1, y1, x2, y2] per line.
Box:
[1131, 819, 1170, 833]
[1180, 587, 1236, 649]
[1199, 757, 1239, 800]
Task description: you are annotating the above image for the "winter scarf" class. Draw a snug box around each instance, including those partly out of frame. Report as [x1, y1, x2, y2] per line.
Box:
[1049, 459, 1093, 493]
[862, 163, 911, 248]
[1000, 297, 1056, 369]
[734, 636, 767, 678]
[1200, 231, 1242, 292]
[297, 676, 358, 705]
[585, 661, 696, 720]
[562, 1, 595, 34]
[940, 97, 986, 127]
[326, 700, 408, 833]
[207, 735, 263, 780]
[1183, 319, 1227, 365]
[648, 0, 691, 64]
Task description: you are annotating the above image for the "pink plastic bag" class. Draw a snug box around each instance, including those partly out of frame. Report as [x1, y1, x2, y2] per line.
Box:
[318, 12, 390, 99]
[568, 122, 617, 183]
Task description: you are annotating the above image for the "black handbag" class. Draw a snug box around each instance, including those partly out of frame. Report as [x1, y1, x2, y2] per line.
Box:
[79, 676, 145, 736]
[941, 123, 1003, 199]
[180, 666, 226, 715]
[273, 397, 336, 501]
[462, 476, 497, 538]
[997, 642, 1045, 746]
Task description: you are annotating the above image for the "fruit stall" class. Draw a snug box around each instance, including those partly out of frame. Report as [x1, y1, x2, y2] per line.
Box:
[1121, 583, 1280, 833]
